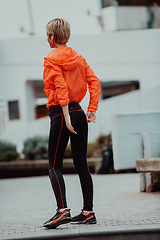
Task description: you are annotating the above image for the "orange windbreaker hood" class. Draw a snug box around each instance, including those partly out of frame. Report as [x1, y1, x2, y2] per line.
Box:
[45, 47, 79, 70]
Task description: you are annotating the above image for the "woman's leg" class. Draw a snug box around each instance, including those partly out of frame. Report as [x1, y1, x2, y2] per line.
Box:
[49, 115, 69, 209]
[70, 111, 93, 211]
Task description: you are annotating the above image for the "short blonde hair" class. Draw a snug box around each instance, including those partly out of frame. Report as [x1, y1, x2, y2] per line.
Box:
[46, 18, 70, 44]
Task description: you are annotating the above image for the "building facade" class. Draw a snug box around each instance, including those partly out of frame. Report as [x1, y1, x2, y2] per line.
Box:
[0, 0, 160, 153]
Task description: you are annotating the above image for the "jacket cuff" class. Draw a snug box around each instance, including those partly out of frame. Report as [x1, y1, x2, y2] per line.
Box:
[87, 106, 97, 112]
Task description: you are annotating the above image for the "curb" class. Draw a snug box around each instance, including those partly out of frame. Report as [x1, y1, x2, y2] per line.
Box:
[1, 224, 160, 240]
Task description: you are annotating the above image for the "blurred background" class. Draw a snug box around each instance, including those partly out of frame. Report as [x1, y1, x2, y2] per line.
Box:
[0, 0, 160, 176]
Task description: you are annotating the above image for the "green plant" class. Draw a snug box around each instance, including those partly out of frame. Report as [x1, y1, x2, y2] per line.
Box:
[0, 140, 19, 161]
[87, 143, 94, 158]
[23, 136, 48, 160]
[88, 133, 112, 157]
[64, 144, 72, 158]
[96, 134, 108, 145]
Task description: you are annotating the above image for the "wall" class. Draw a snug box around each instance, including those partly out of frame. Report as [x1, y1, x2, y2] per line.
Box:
[112, 111, 160, 170]
[0, 96, 6, 136]
[143, 132, 160, 159]
[69, 29, 160, 91]
[1, 2, 160, 39]
[0, 0, 101, 39]
[0, 29, 160, 152]
[88, 84, 160, 144]
[1, 29, 160, 91]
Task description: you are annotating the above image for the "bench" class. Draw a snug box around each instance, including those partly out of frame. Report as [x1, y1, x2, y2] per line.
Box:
[136, 158, 160, 192]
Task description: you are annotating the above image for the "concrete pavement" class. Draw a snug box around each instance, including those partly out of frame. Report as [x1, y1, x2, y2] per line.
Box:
[0, 173, 160, 239]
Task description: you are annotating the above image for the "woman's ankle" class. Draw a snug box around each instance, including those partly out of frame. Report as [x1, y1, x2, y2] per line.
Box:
[82, 210, 93, 216]
[59, 208, 68, 212]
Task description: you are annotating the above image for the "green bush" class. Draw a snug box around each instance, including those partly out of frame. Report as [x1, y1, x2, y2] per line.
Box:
[64, 143, 95, 158]
[0, 151, 19, 161]
[22, 133, 111, 160]
[23, 136, 48, 160]
[0, 140, 17, 153]
[0, 140, 19, 161]
[92, 133, 112, 157]
[96, 134, 109, 146]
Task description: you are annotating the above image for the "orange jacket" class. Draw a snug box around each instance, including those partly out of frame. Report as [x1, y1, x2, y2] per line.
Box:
[43, 46, 101, 112]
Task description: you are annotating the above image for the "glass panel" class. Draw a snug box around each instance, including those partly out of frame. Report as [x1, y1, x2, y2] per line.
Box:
[8, 100, 20, 120]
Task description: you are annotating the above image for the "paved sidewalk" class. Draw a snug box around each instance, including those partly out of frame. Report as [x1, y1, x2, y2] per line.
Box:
[0, 173, 160, 239]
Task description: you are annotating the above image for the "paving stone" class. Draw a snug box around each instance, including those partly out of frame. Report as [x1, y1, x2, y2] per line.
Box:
[0, 173, 160, 239]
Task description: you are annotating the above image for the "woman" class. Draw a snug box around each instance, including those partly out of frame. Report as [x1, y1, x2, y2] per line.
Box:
[43, 18, 101, 229]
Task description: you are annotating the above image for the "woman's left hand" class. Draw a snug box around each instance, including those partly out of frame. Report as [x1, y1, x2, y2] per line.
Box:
[86, 111, 96, 123]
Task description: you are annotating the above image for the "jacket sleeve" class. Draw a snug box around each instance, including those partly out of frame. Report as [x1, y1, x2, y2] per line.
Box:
[43, 58, 69, 107]
[85, 61, 101, 112]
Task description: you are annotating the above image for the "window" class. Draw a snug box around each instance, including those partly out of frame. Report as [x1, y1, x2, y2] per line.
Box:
[35, 105, 48, 119]
[101, 0, 115, 8]
[26, 80, 48, 120]
[8, 100, 20, 120]
[35, 98, 48, 119]
[101, 80, 139, 99]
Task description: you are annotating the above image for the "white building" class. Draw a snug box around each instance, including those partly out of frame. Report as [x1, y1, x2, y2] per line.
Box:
[0, 0, 160, 154]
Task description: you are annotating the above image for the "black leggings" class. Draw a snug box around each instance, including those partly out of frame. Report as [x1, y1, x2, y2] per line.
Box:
[48, 103, 93, 211]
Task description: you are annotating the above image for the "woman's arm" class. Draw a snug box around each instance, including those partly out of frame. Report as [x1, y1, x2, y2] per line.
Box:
[62, 105, 77, 135]
[85, 61, 101, 113]
[84, 61, 100, 123]
[43, 59, 70, 106]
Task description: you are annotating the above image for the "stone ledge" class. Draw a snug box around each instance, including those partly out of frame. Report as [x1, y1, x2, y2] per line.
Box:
[0, 157, 102, 172]
[136, 158, 160, 173]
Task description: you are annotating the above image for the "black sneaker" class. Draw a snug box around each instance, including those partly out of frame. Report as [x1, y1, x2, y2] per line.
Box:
[72, 211, 97, 224]
[43, 209, 72, 229]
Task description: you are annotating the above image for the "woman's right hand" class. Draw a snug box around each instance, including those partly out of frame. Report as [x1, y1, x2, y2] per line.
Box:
[62, 105, 77, 135]
[64, 114, 77, 135]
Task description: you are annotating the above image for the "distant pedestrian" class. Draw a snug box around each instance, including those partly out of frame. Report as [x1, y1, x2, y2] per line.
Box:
[147, 6, 154, 29]
[43, 18, 101, 229]
[98, 135, 114, 174]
